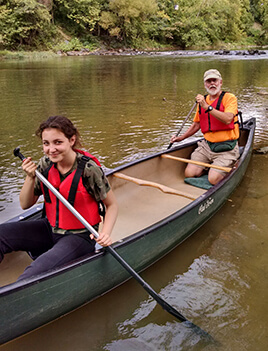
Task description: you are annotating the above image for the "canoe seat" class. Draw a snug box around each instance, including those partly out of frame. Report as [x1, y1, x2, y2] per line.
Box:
[184, 174, 213, 190]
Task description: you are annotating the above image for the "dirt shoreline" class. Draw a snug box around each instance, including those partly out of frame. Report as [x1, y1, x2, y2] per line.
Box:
[61, 48, 268, 57]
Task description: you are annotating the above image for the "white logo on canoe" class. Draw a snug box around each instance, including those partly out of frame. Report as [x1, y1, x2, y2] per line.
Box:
[198, 197, 214, 215]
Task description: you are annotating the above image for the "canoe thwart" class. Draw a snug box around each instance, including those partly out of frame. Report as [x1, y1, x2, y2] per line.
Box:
[161, 154, 232, 173]
[113, 172, 196, 200]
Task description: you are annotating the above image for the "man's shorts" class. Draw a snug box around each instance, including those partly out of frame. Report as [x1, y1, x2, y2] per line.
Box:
[190, 139, 240, 175]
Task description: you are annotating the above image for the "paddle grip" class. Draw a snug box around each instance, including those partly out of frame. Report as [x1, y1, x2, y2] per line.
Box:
[13, 147, 26, 161]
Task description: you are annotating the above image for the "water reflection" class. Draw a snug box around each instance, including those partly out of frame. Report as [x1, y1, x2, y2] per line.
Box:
[0, 57, 267, 196]
[104, 322, 209, 351]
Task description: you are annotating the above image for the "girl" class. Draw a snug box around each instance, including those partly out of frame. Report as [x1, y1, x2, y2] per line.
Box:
[0, 116, 118, 281]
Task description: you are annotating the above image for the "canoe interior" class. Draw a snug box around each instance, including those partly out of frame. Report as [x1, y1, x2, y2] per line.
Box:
[108, 144, 205, 242]
[0, 127, 250, 287]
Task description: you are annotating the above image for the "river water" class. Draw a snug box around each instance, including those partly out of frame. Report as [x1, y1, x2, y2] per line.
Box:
[0, 52, 268, 350]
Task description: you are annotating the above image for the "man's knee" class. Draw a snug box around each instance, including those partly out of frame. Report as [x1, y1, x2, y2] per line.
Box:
[185, 164, 204, 178]
[208, 170, 225, 185]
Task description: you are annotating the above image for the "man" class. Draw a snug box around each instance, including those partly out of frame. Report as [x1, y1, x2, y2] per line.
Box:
[170, 69, 240, 185]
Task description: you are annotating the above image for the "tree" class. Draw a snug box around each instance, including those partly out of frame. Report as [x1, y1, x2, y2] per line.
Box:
[53, 0, 102, 35]
[0, 0, 266, 51]
[99, 0, 158, 46]
[153, 0, 255, 48]
[0, 0, 55, 49]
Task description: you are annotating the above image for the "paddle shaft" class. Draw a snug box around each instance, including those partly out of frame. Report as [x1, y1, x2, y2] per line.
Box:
[167, 101, 197, 149]
[162, 154, 232, 173]
[14, 147, 215, 341]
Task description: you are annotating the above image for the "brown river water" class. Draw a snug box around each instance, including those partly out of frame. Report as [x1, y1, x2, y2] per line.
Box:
[0, 52, 268, 350]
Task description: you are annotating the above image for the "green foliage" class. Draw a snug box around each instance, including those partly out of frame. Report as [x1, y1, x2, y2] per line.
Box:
[258, 0, 268, 40]
[55, 38, 84, 51]
[246, 0, 268, 43]
[99, 0, 158, 45]
[152, 0, 258, 48]
[250, 0, 267, 23]
[0, 0, 56, 49]
[55, 37, 98, 52]
[0, 0, 267, 51]
[53, 0, 102, 34]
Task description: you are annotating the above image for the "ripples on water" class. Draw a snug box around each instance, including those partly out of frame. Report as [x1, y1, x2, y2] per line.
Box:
[102, 255, 249, 351]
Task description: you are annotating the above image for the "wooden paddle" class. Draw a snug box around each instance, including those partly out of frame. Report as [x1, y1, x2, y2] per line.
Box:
[167, 101, 197, 149]
[113, 172, 196, 200]
[14, 147, 215, 343]
[162, 154, 232, 173]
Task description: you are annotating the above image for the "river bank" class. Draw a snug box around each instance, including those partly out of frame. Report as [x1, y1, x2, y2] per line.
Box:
[1, 47, 268, 61]
[61, 48, 268, 57]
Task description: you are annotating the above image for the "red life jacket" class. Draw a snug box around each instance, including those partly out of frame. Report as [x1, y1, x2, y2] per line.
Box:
[41, 149, 101, 230]
[199, 92, 237, 133]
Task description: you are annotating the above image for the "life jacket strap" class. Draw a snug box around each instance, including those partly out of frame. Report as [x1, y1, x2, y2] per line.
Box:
[42, 162, 54, 203]
[199, 91, 226, 114]
[215, 91, 226, 109]
[68, 155, 89, 207]
[237, 111, 243, 128]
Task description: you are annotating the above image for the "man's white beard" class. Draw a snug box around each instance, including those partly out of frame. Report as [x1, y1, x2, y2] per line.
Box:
[206, 85, 221, 96]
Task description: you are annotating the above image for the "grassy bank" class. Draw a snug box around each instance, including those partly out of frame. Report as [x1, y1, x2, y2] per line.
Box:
[0, 50, 59, 61]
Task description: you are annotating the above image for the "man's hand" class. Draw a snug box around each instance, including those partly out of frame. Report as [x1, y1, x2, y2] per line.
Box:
[170, 135, 183, 143]
[195, 94, 209, 110]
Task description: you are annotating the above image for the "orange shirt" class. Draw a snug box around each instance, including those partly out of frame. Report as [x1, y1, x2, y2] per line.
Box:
[194, 92, 239, 142]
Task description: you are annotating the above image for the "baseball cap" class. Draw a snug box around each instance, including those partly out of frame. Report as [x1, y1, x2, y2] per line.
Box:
[204, 69, 222, 81]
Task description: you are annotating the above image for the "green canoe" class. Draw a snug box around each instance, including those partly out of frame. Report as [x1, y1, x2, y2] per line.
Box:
[0, 118, 256, 344]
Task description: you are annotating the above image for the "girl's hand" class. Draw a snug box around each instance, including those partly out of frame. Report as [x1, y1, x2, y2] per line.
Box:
[19, 157, 39, 209]
[90, 231, 112, 247]
[90, 190, 117, 247]
[22, 157, 37, 179]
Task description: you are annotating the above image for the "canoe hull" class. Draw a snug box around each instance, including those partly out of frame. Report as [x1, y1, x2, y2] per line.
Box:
[0, 118, 255, 344]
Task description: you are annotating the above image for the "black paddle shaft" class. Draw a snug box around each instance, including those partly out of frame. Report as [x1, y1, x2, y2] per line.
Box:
[13, 147, 215, 343]
[106, 245, 187, 321]
[167, 101, 197, 149]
